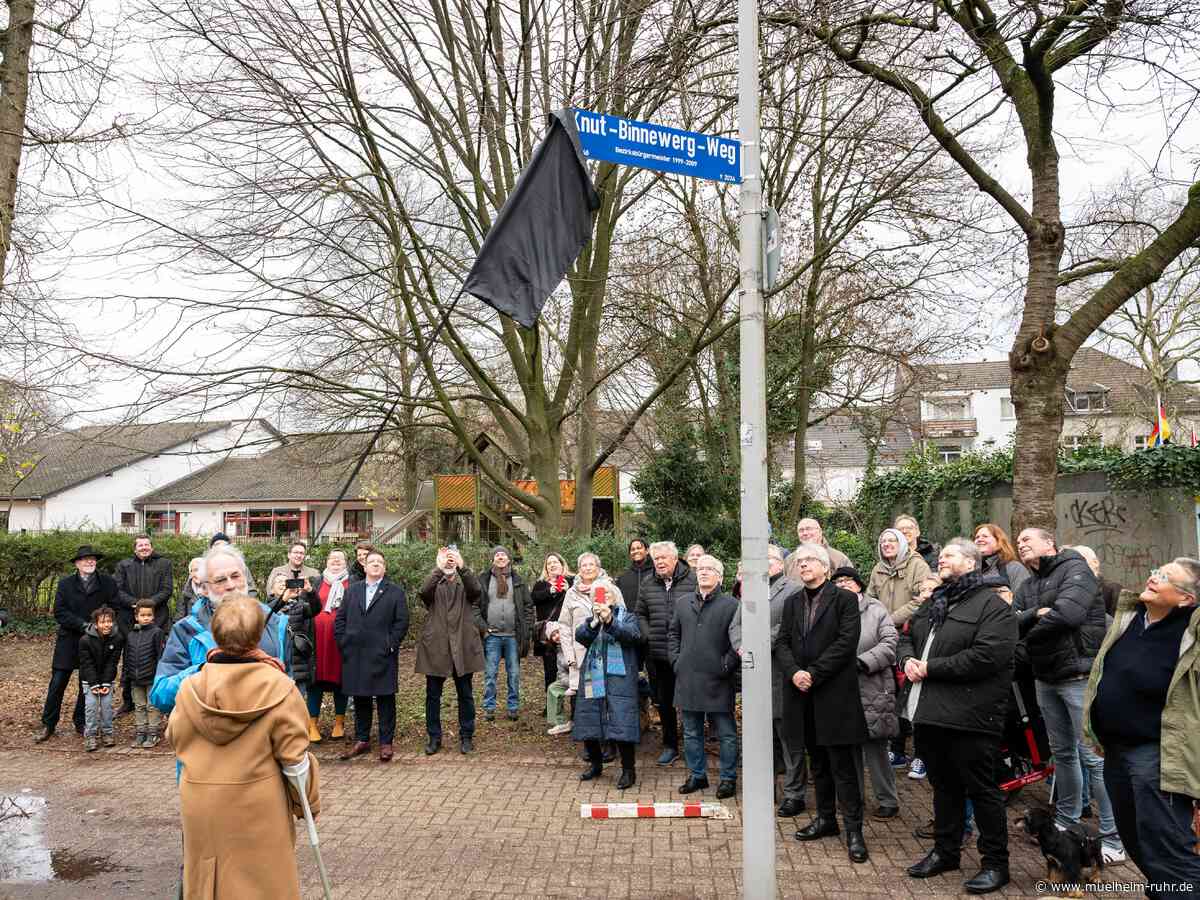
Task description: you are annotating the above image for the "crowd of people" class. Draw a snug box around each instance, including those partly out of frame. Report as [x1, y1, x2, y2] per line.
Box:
[31, 519, 1200, 897]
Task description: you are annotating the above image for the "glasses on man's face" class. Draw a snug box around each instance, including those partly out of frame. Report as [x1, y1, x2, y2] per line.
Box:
[1148, 568, 1193, 595]
[697, 566, 720, 574]
[796, 557, 820, 567]
[208, 573, 245, 588]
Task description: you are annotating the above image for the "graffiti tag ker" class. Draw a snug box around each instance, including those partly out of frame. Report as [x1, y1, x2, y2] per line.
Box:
[1067, 496, 1127, 534]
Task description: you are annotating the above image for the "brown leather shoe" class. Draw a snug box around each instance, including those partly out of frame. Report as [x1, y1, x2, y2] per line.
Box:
[379, 743, 394, 762]
[339, 740, 370, 760]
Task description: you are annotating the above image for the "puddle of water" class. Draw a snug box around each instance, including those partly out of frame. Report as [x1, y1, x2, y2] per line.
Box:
[0, 796, 52, 882]
[0, 796, 127, 883]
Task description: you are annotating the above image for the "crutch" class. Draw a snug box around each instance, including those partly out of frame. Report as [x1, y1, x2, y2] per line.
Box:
[281, 755, 333, 900]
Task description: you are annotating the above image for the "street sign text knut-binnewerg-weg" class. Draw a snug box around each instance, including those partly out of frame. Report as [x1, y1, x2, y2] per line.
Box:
[573, 108, 741, 184]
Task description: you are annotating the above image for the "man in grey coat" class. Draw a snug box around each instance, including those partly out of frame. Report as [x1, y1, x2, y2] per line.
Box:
[766, 544, 807, 817]
[670, 555, 741, 799]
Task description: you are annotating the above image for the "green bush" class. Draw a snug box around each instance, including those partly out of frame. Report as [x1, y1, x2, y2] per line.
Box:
[0, 531, 637, 624]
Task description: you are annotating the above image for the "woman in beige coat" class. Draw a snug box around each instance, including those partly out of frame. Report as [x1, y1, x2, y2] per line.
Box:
[167, 594, 319, 900]
[867, 527, 932, 626]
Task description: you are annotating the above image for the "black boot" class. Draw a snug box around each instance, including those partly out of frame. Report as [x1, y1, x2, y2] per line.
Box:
[795, 817, 839, 841]
[616, 768, 636, 790]
[424, 735, 441, 755]
[846, 829, 869, 863]
[579, 762, 603, 781]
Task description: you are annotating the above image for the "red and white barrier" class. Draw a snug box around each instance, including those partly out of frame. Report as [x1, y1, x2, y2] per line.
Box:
[580, 802, 733, 820]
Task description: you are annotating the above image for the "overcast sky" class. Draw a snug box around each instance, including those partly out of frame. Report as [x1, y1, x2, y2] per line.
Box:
[28, 12, 1200, 427]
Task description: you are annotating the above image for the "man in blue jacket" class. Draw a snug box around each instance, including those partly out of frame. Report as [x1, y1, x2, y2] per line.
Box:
[151, 544, 288, 716]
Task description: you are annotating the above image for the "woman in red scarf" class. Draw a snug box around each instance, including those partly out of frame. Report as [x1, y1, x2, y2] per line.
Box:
[306, 549, 350, 742]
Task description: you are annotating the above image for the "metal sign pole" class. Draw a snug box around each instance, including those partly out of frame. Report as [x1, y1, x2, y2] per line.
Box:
[738, 0, 775, 897]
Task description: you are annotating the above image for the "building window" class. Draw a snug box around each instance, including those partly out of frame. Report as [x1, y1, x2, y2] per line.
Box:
[1133, 434, 1148, 452]
[1068, 390, 1107, 413]
[1062, 434, 1102, 452]
[223, 509, 302, 540]
[805, 439, 823, 451]
[925, 397, 970, 421]
[936, 444, 962, 463]
[120, 512, 136, 527]
[146, 510, 179, 533]
[344, 509, 373, 536]
[1000, 397, 1015, 420]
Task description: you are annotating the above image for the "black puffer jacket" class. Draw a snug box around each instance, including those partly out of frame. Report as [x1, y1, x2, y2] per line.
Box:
[914, 538, 940, 572]
[1013, 549, 1105, 683]
[78, 625, 126, 687]
[897, 572, 1017, 736]
[636, 560, 697, 662]
[113, 553, 174, 631]
[277, 580, 321, 686]
[122, 623, 166, 686]
[615, 558, 654, 611]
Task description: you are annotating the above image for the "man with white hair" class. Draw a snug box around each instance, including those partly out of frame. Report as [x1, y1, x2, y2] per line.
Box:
[150, 545, 289, 715]
[786, 519, 851, 580]
[636, 540, 697, 766]
[766, 544, 808, 817]
[670, 555, 741, 799]
[775, 541, 870, 864]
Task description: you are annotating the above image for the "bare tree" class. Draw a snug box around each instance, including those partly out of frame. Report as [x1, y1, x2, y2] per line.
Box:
[701, 0, 1200, 530]
[91, 0, 746, 539]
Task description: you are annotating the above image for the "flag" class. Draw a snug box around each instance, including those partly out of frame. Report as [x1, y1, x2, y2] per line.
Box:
[463, 110, 601, 328]
[1149, 403, 1171, 448]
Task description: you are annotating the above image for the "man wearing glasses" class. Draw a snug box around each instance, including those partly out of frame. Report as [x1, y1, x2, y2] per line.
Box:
[1085, 558, 1200, 896]
[150, 544, 290, 715]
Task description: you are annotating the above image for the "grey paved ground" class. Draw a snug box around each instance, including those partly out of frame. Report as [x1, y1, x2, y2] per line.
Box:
[0, 737, 1151, 899]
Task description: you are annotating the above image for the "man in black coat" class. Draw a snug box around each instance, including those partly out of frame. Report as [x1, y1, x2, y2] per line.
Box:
[113, 534, 173, 714]
[1014, 528, 1114, 846]
[35, 545, 120, 742]
[670, 554, 741, 800]
[899, 538, 1016, 895]
[334, 550, 409, 763]
[636, 541, 697, 766]
[775, 542, 870, 864]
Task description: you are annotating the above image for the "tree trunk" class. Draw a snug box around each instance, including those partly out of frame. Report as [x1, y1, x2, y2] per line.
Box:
[0, 0, 33, 294]
[1009, 359, 1067, 533]
[787, 383, 812, 528]
[526, 428, 563, 542]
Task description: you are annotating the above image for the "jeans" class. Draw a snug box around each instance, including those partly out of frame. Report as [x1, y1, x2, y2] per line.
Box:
[483, 634, 520, 713]
[352, 694, 396, 744]
[682, 710, 738, 782]
[82, 684, 113, 737]
[131, 685, 161, 732]
[306, 686, 348, 718]
[1103, 742, 1200, 898]
[1037, 677, 1119, 842]
[426, 673, 475, 738]
[41, 668, 85, 733]
[915, 724, 1009, 871]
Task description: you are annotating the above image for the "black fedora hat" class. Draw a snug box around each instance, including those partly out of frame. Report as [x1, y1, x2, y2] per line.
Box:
[71, 544, 104, 563]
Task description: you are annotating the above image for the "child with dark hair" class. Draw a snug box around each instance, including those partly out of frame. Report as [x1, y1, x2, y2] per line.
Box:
[78, 606, 124, 751]
[124, 600, 166, 748]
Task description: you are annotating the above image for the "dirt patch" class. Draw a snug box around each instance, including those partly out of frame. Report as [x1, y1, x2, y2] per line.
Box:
[0, 633, 588, 759]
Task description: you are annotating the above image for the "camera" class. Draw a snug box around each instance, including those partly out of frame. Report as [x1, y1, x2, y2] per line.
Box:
[284, 578, 306, 590]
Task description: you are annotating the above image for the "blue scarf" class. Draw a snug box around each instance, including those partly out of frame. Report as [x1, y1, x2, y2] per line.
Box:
[582, 609, 627, 699]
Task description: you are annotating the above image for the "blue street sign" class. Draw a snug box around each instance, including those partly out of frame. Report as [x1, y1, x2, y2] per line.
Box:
[573, 108, 741, 184]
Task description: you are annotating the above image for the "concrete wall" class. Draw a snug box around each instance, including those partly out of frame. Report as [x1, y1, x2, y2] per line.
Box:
[914, 472, 1197, 592]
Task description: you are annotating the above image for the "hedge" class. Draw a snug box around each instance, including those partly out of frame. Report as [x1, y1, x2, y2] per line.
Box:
[0, 531, 635, 624]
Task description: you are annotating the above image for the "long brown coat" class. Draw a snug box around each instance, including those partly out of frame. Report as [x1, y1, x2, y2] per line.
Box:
[166, 658, 320, 900]
[416, 567, 486, 677]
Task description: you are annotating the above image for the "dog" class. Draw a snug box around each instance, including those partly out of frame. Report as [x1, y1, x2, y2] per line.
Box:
[1022, 806, 1104, 898]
